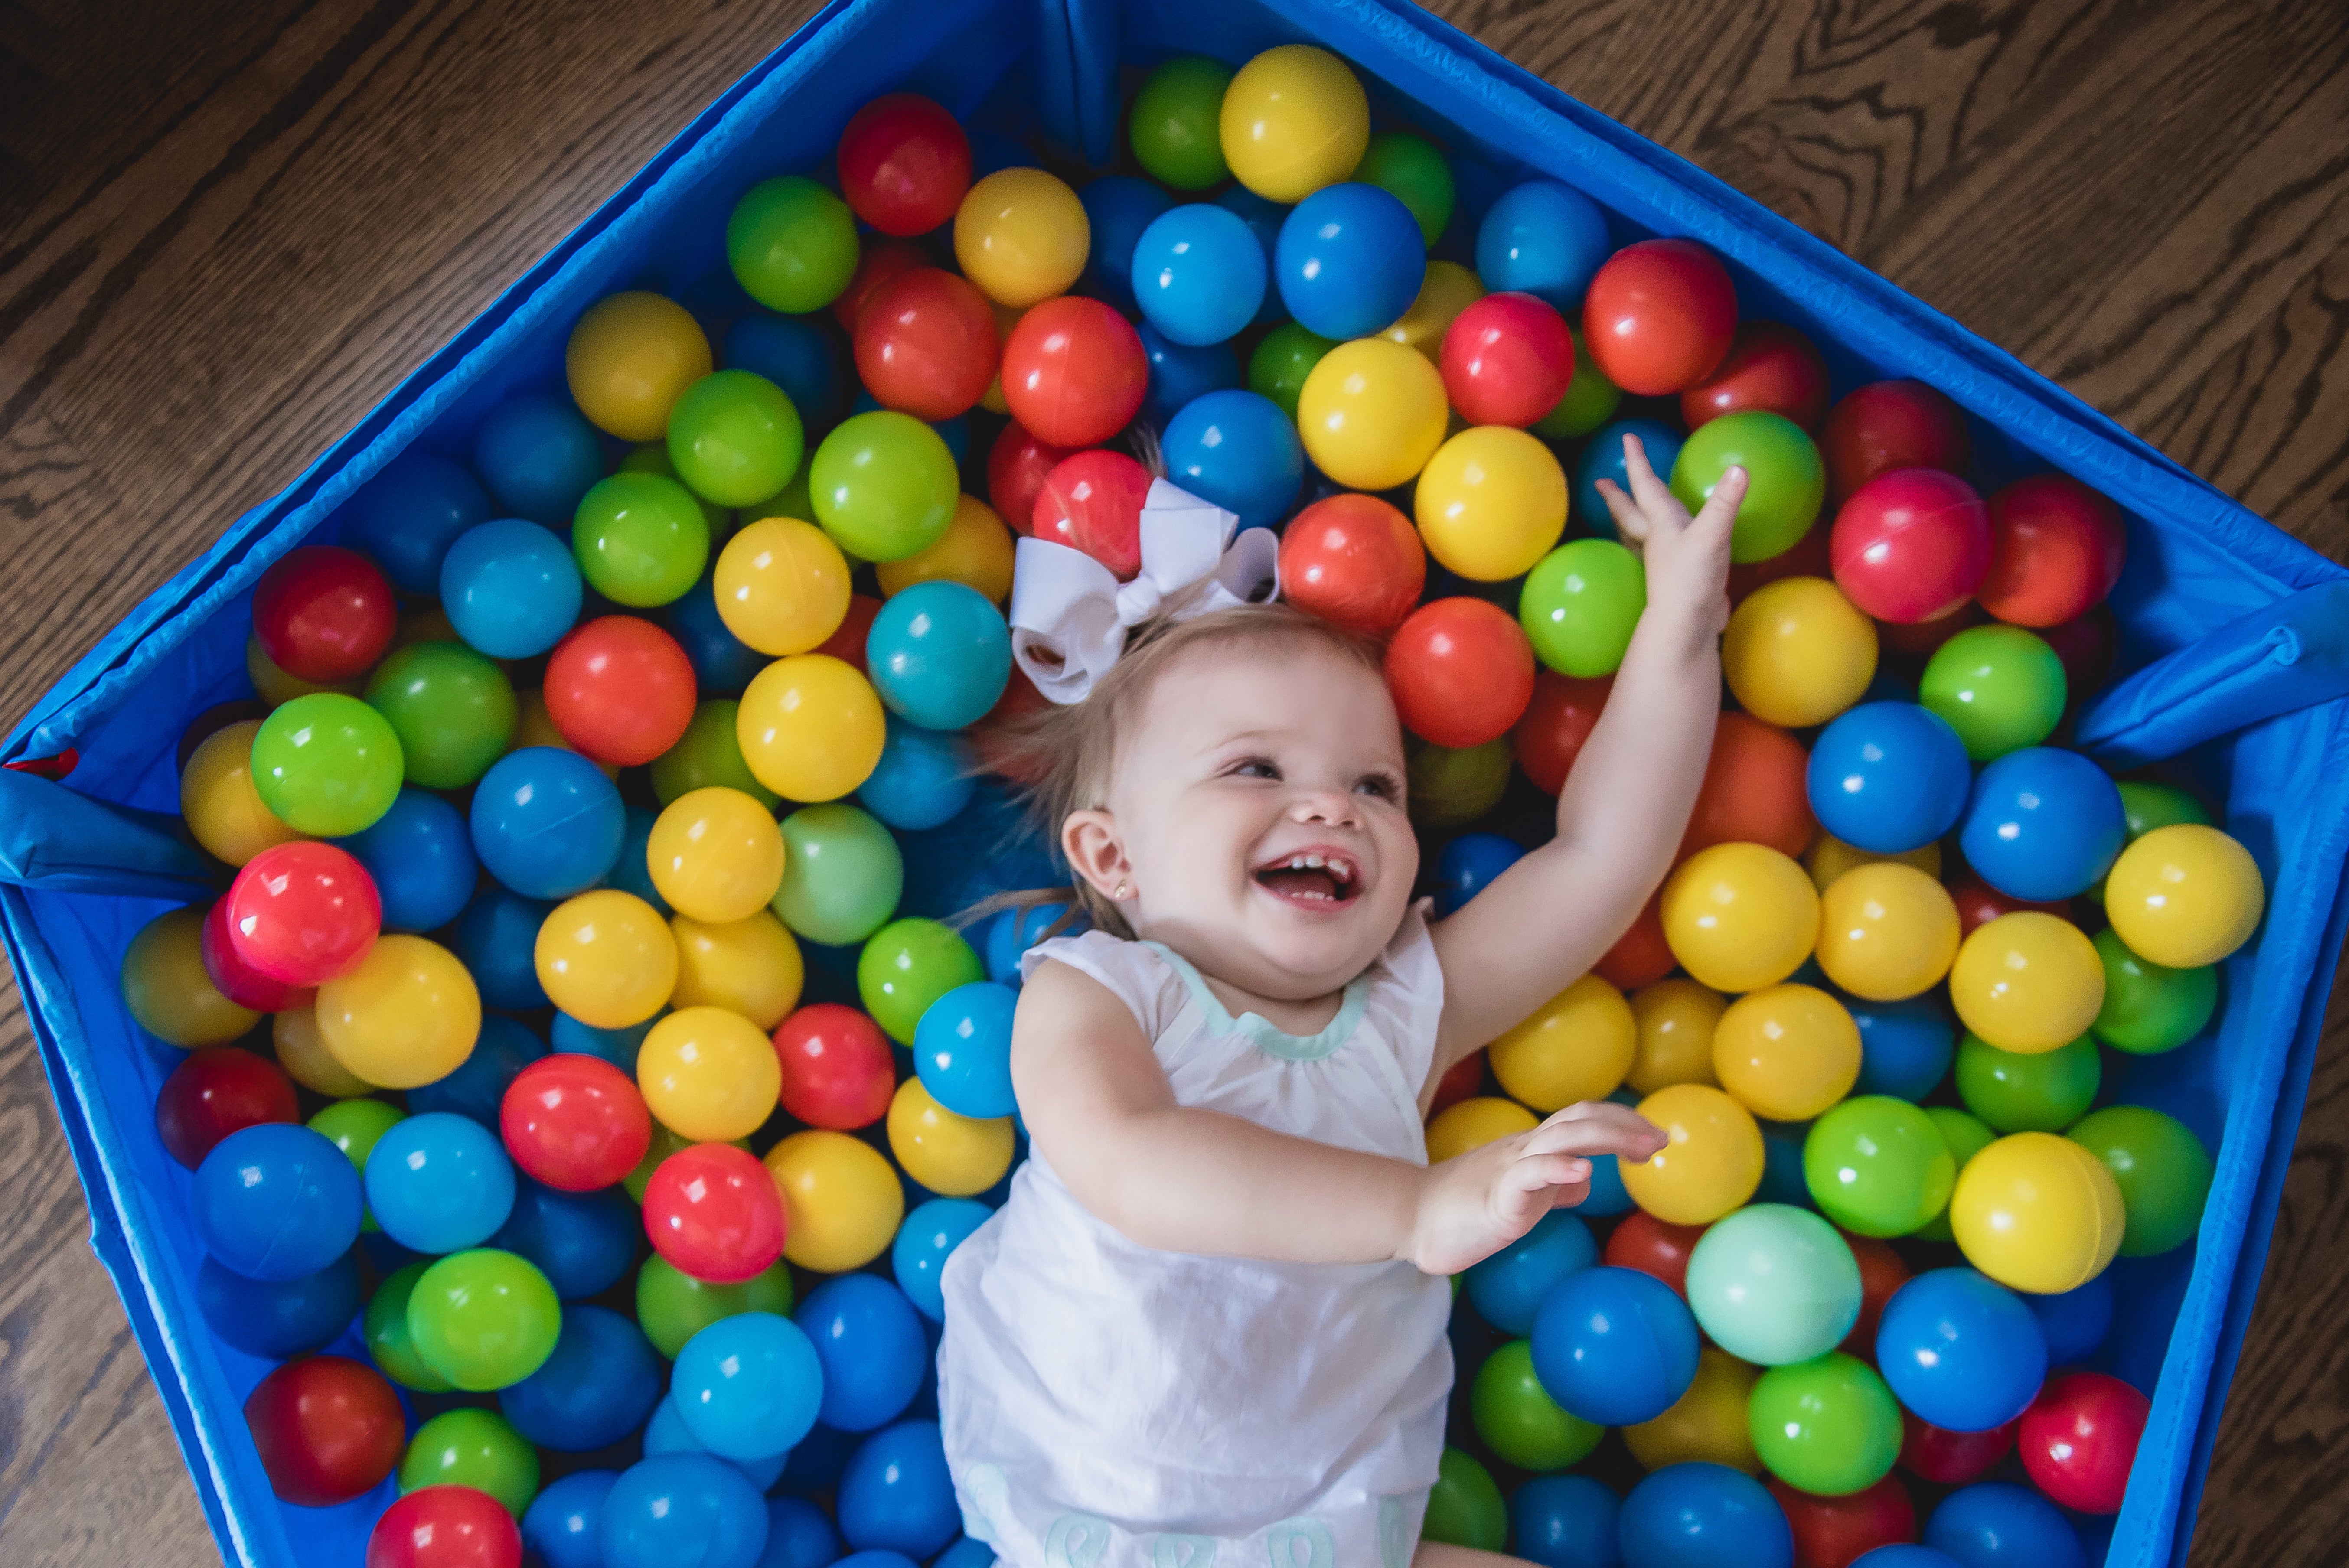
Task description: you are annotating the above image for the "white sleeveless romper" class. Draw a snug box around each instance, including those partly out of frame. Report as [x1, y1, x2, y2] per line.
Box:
[936, 903, 1455, 1568]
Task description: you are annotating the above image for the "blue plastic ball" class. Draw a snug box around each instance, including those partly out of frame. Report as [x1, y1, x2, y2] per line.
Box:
[1214, 186, 1290, 326]
[1138, 323, 1243, 427]
[523, 1469, 618, 1568]
[776, 1420, 857, 1493]
[196, 1250, 362, 1359]
[860, 717, 976, 831]
[930, 1541, 997, 1568]
[337, 787, 477, 935]
[2023, 1275, 2114, 1365]
[1617, 1462, 1793, 1568]
[1809, 702, 1974, 855]
[761, 1498, 846, 1568]
[645, 1394, 788, 1489]
[1436, 832, 1527, 918]
[501, 1303, 666, 1451]
[408, 1015, 547, 1125]
[1476, 181, 1612, 309]
[1160, 389, 1304, 531]
[551, 1009, 660, 1073]
[837, 1420, 959, 1559]
[474, 391, 605, 528]
[1514, 1472, 1622, 1568]
[363, 1110, 516, 1255]
[982, 903, 1073, 987]
[1081, 176, 1175, 312]
[602, 804, 670, 914]
[725, 312, 845, 428]
[600, 1453, 770, 1568]
[796, 1273, 929, 1433]
[1849, 994, 1958, 1101]
[1853, 1551, 1965, 1568]
[1756, 1125, 1815, 1209]
[452, 886, 557, 1010]
[1876, 1268, 2049, 1432]
[470, 746, 626, 899]
[1466, 1211, 1596, 1335]
[1276, 183, 1427, 341]
[835, 1556, 920, 1568]
[440, 517, 583, 660]
[1574, 420, 1685, 538]
[193, 1124, 363, 1282]
[1924, 1482, 2086, 1568]
[665, 569, 772, 696]
[342, 452, 494, 595]
[1580, 1151, 1635, 1216]
[674, 1311, 825, 1461]
[493, 1179, 639, 1300]
[891, 1197, 993, 1324]
[1531, 1265, 1700, 1425]
[1959, 747, 2128, 902]
[866, 581, 1012, 731]
[1133, 204, 1269, 347]
[913, 981, 1019, 1119]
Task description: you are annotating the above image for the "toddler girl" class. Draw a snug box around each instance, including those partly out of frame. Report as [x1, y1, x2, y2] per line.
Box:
[938, 438, 1746, 1568]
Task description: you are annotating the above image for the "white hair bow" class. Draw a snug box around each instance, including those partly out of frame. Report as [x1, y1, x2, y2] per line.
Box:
[1009, 480, 1281, 705]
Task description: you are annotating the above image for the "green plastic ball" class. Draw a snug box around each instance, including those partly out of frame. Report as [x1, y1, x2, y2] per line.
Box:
[406, 1248, 561, 1392]
[1520, 538, 1647, 677]
[1747, 1351, 1903, 1497]
[773, 803, 905, 946]
[619, 442, 730, 532]
[1530, 329, 1619, 438]
[667, 369, 805, 508]
[365, 1262, 455, 1392]
[1684, 1203, 1862, 1366]
[1421, 1446, 1509, 1552]
[310, 1098, 404, 1234]
[1918, 626, 2067, 762]
[727, 175, 859, 314]
[1408, 738, 1512, 828]
[810, 411, 959, 562]
[2068, 1105, 2215, 1257]
[2090, 925, 2217, 1056]
[364, 641, 517, 790]
[1128, 56, 1234, 190]
[251, 692, 404, 836]
[1354, 131, 1455, 247]
[572, 470, 711, 608]
[1670, 410, 1827, 565]
[858, 916, 985, 1044]
[634, 1254, 795, 1361]
[1955, 1031, 2102, 1133]
[651, 699, 781, 809]
[1804, 1095, 1956, 1238]
[2119, 779, 2213, 838]
[1248, 321, 1338, 422]
[745, 462, 818, 529]
[1471, 1339, 1603, 1471]
[399, 1408, 539, 1517]
[1913, 1107, 1997, 1242]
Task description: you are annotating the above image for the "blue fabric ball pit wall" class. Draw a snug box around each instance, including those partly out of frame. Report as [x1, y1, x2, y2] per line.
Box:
[0, 2, 2346, 1565]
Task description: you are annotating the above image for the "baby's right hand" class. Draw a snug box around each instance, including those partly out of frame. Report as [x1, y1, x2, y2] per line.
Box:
[1403, 1102, 1668, 1278]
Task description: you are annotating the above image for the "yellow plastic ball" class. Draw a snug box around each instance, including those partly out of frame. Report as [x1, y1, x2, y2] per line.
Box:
[1425, 1097, 1540, 1163]
[1948, 912, 2104, 1055]
[887, 1078, 1015, 1197]
[1219, 44, 1370, 203]
[182, 720, 305, 866]
[668, 911, 803, 1031]
[512, 689, 617, 779]
[247, 635, 358, 707]
[765, 1130, 906, 1273]
[737, 655, 886, 804]
[1804, 833, 1941, 892]
[713, 517, 850, 656]
[2104, 823, 2265, 969]
[1379, 261, 1486, 360]
[535, 890, 678, 1030]
[1624, 1347, 1763, 1473]
[1415, 427, 1569, 583]
[1489, 974, 1635, 1112]
[1711, 984, 1861, 1122]
[1722, 577, 1879, 728]
[1816, 863, 1961, 1003]
[1297, 338, 1450, 493]
[953, 168, 1090, 308]
[1407, 739, 1512, 828]
[1661, 843, 1820, 994]
[646, 787, 787, 923]
[274, 1007, 375, 1097]
[636, 1005, 781, 1142]
[1621, 1084, 1764, 1226]
[565, 291, 713, 442]
[315, 935, 481, 1090]
[1949, 1131, 2126, 1294]
[396, 606, 462, 650]
[877, 494, 1016, 604]
[120, 907, 260, 1048]
[1628, 979, 1726, 1095]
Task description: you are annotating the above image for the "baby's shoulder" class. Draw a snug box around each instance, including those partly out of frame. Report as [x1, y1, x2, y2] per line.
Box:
[1020, 929, 1191, 1041]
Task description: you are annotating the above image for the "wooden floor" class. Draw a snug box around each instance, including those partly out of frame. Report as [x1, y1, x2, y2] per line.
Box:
[1, 0, 2343, 1562]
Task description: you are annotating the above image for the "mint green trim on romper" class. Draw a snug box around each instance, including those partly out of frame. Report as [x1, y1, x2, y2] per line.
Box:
[1140, 942, 1371, 1063]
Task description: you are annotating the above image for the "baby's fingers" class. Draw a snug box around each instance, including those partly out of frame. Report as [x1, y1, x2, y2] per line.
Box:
[1593, 477, 1650, 544]
[1527, 1102, 1670, 1163]
[1688, 465, 1749, 550]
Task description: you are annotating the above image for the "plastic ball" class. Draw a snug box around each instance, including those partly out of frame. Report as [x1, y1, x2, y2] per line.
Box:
[725, 308, 846, 425]
[1947, 912, 2104, 1054]
[1490, 973, 1636, 1111]
[1710, 984, 1861, 1121]
[1816, 864, 1961, 1003]
[120, 906, 258, 1047]
[853, 269, 998, 422]
[1268, 182, 1422, 341]
[1416, 426, 1569, 582]
[363, 1262, 456, 1392]
[1126, 203, 1263, 347]
[1473, 180, 1609, 309]
[1156, 390, 1302, 534]
[1622, 979, 1723, 1095]
[633, 1252, 793, 1361]
[1531, 1263, 1701, 1425]
[1821, 380, 1968, 499]
[1669, 411, 1825, 566]
[639, 1141, 786, 1285]
[794, 1272, 927, 1433]
[1948, 1131, 2125, 1293]
[469, 391, 601, 529]
[1924, 1482, 2085, 1568]
[2103, 822, 2265, 968]
[707, 522, 846, 668]
[2067, 1104, 2213, 1257]
[1661, 842, 1819, 994]
[364, 640, 518, 790]
[2017, 1372, 2146, 1513]
[1126, 55, 1233, 188]
[891, 1196, 992, 1324]
[888, 1077, 1013, 1197]
[1622, 1084, 1765, 1225]
[1532, 328, 1622, 441]
[1474, 1338, 1604, 1471]
[721, 176, 856, 316]
[403, 1246, 561, 1392]
[998, 296, 1148, 450]
[1463, 1210, 1597, 1334]
[835, 1421, 958, 1558]
[1615, 1345, 1758, 1476]
[1618, 1462, 1794, 1568]
[737, 653, 887, 802]
[1827, 469, 1991, 623]
[1510, 671, 1610, 798]
[877, 494, 1015, 605]
[987, 421, 1072, 532]
[197, 1248, 360, 1360]
[1680, 320, 1829, 431]
[1296, 336, 1450, 492]
[1028, 449, 1148, 578]
[1385, 597, 1536, 748]
[1244, 322, 1332, 424]
[1918, 626, 2065, 762]
[669, 910, 803, 1030]
[773, 802, 904, 945]
[1976, 475, 2127, 628]
[343, 453, 494, 594]
[666, 372, 805, 510]
[535, 889, 678, 1030]
[360, 1110, 513, 1254]
[1511, 1473, 1621, 1568]
[217, 841, 379, 992]
[1350, 130, 1451, 247]
[565, 292, 713, 441]
[311, 932, 480, 1088]
[809, 410, 959, 562]
[1723, 577, 1879, 728]
[599, 1454, 768, 1568]
[639, 787, 783, 925]
[1685, 1203, 1861, 1365]
[951, 167, 1087, 308]
[1439, 291, 1574, 427]
[670, 1310, 823, 1462]
[1376, 259, 1486, 362]
[1807, 702, 1971, 855]
[1278, 493, 1426, 636]
[1436, 831, 1527, 917]
[491, 1179, 637, 1301]
[1959, 747, 2126, 903]
[369, 1485, 525, 1568]
[251, 692, 405, 836]
[1954, 1031, 2100, 1133]
[464, 746, 621, 901]
[1769, 1480, 1919, 1568]
[1407, 737, 1514, 828]
[1674, 714, 1812, 864]
[524, 1472, 618, 1568]
[1583, 239, 1737, 396]
[435, 522, 578, 663]
[859, 917, 986, 1044]
[652, 700, 777, 810]
[913, 980, 1019, 1119]
[837, 92, 971, 236]
[856, 716, 975, 834]
[631, 1006, 778, 1143]
[864, 580, 1012, 732]
[1078, 173, 1173, 313]
[1804, 1095, 1956, 1238]
[180, 718, 304, 867]
[1218, 43, 1367, 203]
[244, 1355, 405, 1506]
[1873, 1267, 2046, 1436]
[540, 615, 697, 767]
[252, 544, 396, 686]
[766, 1129, 906, 1273]
[1425, 1096, 1539, 1163]
[2021, 1275, 2114, 1367]
[498, 1054, 650, 1192]
[1570, 417, 1676, 526]
[1748, 1351, 1904, 1498]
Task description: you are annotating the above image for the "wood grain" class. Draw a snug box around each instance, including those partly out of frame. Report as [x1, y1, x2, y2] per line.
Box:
[1, 1, 2343, 1564]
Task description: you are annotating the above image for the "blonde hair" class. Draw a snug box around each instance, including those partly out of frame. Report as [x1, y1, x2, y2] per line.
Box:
[977, 602, 1388, 941]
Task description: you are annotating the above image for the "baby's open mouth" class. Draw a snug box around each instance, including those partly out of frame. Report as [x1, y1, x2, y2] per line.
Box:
[1252, 851, 1362, 905]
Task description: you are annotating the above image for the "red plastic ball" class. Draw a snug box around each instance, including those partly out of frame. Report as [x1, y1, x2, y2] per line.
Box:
[1595, 888, 1675, 991]
[224, 841, 383, 987]
[1829, 468, 1992, 625]
[1947, 874, 2070, 938]
[1876, 600, 1986, 660]
[2019, 1371, 2148, 1513]
[200, 895, 311, 1013]
[1901, 1411, 2017, 1486]
[1977, 475, 2128, 629]
[854, 267, 1002, 421]
[245, 1355, 406, 1508]
[817, 593, 882, 673]
[1512, 671, 1612, 796]
[1033, 450, 1152, 579]
[500, 1055, 653, 1192]
[368, 1486, 524, 1568]
[772, 1003, 897, 1131]
[1680, 711, 1815, 860]
[835, 239, 927, 332]
[969, 665, 1053, 787]
[1431, 1050, 1484, 1115]
[1727, 518, 1833, 606]
[1822, 380, 1968, 505]
[836, 93, 972, 238]
[1279, 494, 1427, 637]
[1000, 296, 1148, 449]
[1602, 1209, 1705, 1296]
[253, 545, 397, 684]
[989, 421, 1076, 536]
[1768, 1474, 1916, 1568]
[1681, 320, 1830, 432]
[155, 1047, 300, 1169]
[2038, 603, 2117, 699]
[1581, 239, 1738, 396]
[544, 616, 697, 766]
[641, 1142, 787, 1284]
[1439, 292, 1575, 427]
[1384, 598, 1535, 749]
[1840, 1233, 1912, 1358]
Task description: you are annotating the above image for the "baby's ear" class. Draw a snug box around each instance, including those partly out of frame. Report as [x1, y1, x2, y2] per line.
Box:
[1060, 808, 1129, 900]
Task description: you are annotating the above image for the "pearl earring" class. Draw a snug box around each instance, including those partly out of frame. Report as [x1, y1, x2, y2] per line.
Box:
[1112, 880, 1130, 900]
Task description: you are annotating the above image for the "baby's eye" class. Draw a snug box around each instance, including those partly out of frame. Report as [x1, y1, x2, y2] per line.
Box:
[1230, 756, 1282, 781]
[1355, 773, 1401, 801]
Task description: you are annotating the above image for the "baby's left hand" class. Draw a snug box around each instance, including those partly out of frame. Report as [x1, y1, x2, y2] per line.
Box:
[1594, 433, 1742, 639]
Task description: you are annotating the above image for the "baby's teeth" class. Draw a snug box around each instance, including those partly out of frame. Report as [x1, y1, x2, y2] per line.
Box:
[1305, 855, 1325, 869]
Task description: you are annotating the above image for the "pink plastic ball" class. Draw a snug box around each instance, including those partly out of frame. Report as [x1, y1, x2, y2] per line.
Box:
[1829, 468, 1992, 624]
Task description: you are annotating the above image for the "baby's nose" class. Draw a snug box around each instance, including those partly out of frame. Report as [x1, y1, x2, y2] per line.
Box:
[1291, 789, 1360, 827]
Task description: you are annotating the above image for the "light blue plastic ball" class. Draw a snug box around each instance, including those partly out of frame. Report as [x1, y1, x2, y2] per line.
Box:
[470, 745, 625, 899]
[859, 716, 976, 831]
[891, 1196, 993, 1323]
[1476, 181, 1612, 309]
[473, 390, 604, 528]
[673, 1310, 825, 1461]
[363, 1110, 516, 1255]
[914, 981, 1020, 1119]
[441, 517, 583, 658]
[1133, 204, 1269, 346]
[865, 581, 1012, 732]
[599, 1453, 770, 1568]
[1160, 389, 1303, 531]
